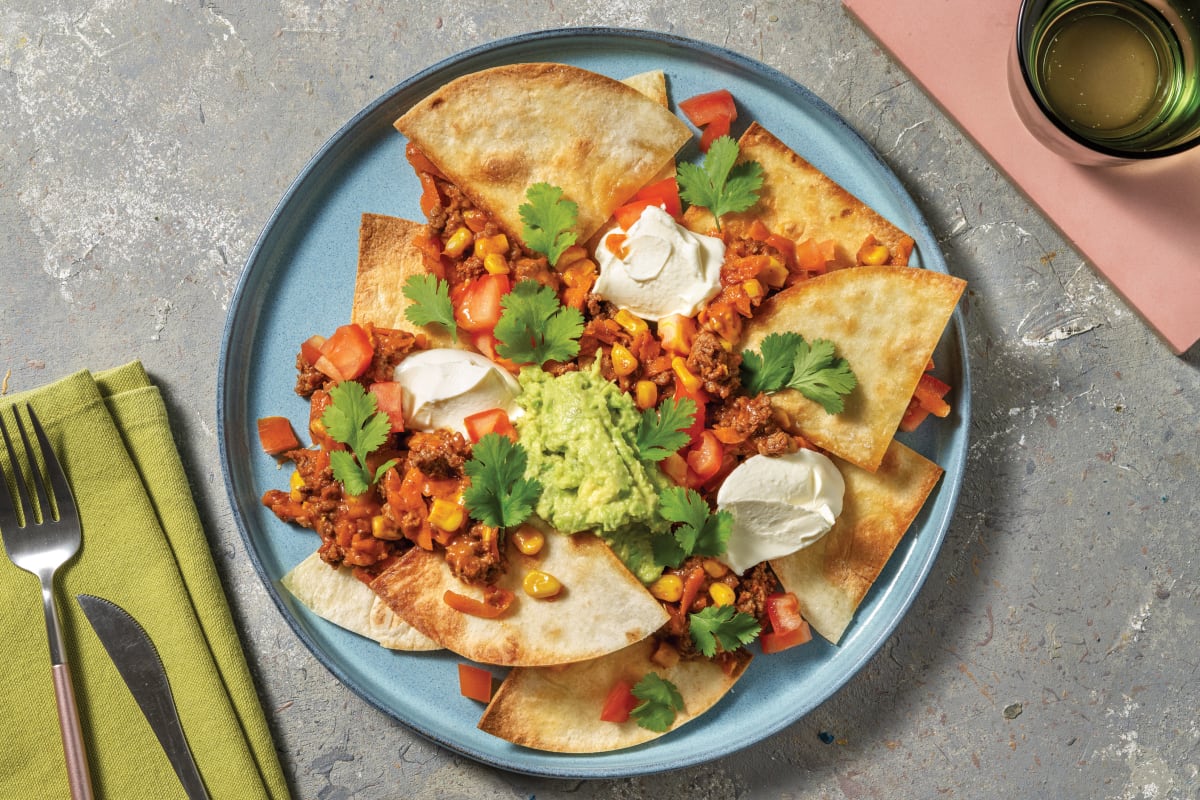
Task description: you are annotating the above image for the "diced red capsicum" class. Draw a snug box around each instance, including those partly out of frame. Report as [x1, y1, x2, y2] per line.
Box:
[256, 416, 300, 455]
[457, 663, 494, 703]
[443, 585, 515, 619]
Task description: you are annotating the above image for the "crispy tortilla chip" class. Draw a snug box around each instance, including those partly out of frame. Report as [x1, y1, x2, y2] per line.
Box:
[740, 265, 965, 472]
[683, 122, 915, 266]
[281, 552, 441, 651]
[351, 212, 456, 347]
[771, 440, 943, 643]
[370, 531, 669, 667]
[620, 69, 669, 107]
[394, 63, 691, 246]
[478, 638, 751, 752]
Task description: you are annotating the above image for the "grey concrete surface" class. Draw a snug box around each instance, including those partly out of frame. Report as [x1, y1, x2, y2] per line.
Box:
[3, 2, 1198, 799]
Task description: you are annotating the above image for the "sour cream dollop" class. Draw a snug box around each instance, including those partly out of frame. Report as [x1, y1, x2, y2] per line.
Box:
[715, 449, 845, 575]
[392, 349, 522, 435]
[593, 204, 724, 320]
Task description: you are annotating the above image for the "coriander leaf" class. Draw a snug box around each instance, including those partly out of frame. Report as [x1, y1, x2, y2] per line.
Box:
[785, 338, 857, 414]
[658, 485, 731, 563]
[519, 183, 579, 266]
[635, 397, 696, 462]
[493, 280, 584, 366]
[462, 433, 542, 528]
[651, 533, 687, 571]
[739, 331, 803, 395]
[675, 136, 763, 231]
[321, 381, 399, 495]
[629, 673, 684, 733]
[689, 605, 761, 658]
[401, 273, 458, 342]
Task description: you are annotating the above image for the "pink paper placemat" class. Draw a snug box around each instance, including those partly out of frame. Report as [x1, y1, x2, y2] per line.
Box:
[843, 0, 1200, 353]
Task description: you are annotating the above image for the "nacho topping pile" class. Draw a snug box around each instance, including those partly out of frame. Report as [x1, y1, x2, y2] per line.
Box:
[258, 63, 966, 753]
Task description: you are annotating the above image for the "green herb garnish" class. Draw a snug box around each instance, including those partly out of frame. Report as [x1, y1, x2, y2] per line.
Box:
[493, 279, 584, 366]
[675, 135, 763, 231]
[652, 486, 732, 568]
[401, 273, 458, 342]
[519, 182, 579, 266]
[635, 396, 696, 462]
[321, 381, 399, 495]
[630, 673, 685, 732]
[462, 432, 542, 528]
[740, 331, 857, 414]
[689, 605, 761, 658]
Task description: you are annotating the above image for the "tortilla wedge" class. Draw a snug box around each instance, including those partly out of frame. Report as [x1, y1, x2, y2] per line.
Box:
[394, 63, 691, 247]
[351, 212, 456, 347]
[370, 530, 669, 667]
[682, 122, 916, 267]
[770, 439, 943, 643]
[281, 552, 441, 651]
[478, 638, 752, 753]
[739, 265, 965, 472]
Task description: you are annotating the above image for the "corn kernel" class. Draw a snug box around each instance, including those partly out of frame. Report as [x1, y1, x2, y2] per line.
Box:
[428, 497, 464, 532]
[523, 570, 563, 599]
[702, 559, 729, 578]
[659, 313, 697, 355]
[742, 278, 764, 299]
[709, 582, 736, 606]
[614, 308, 649, 336]
[858, 243, 890, 266]
[610, 343, 638, 377]
[483, 253, 509, 275]
[649, 573, 684, 602]
[511, 524, 545, 556]
[474, 232, 509, 258]
[635, 380, 658, 410]
[759, 257, 789, 288]
[371, 514, 387, 538]
[442, 226, 473, 258]
[672, 357, 702, 393]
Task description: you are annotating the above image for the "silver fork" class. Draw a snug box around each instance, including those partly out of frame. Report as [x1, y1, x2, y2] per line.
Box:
[0, 405, 94, 800]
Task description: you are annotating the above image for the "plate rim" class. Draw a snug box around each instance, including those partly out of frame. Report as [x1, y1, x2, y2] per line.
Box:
[217, 26, 971, 779]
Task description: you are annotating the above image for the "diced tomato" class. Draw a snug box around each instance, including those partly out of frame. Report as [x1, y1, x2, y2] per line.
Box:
[405, 141, 444, 178]
[659, 451, 690, 486]
[457, 663, 494, 703]
[308, 389, 341, 450]
[698, 113, 732, 152]
[760, 622, 812, 654]
[632, 176, 682, 218]
[443, 586, 514, 619]
[614, 199, 656, 231]
[300, 334, 326, 366]
[463, 408, 516, 443]
[898, 396, 931, 433]
[685, 430, 724, 484]
[418, 172, 441, 218]
[677, 566, 707, 614]
[368, 381, 406, 433]
[679, 89, 737, 128]
[453, 273, 511, 333]
[314, 323, 374, 382]
[766, 234, 797, 272]
[256, 416, 300, 456]
[599, 679, 638, 723]
[794, 238, 834, 275]
[913, 373, 952, 418]
[673, 375, 708, 447]
[765, 592, 805, 634]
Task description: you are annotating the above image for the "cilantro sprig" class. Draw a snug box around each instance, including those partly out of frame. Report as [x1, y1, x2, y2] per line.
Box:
[630, 673, 685, 732]
[519, 183, 578, 266]
[635, 396, 696, 462]
[675, 136, 763, 231]
[652, 486, 732, 569]
[321, 381, 399, 496]
[741, 332, 857, 414]
[401, 274, 458, 342]
[689, 605, 761, 658]
[462, 433, 542, 529]
[493, 279, 584, 366]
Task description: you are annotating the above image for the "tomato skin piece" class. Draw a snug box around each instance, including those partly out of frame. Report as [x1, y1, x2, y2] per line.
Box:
[454, 273, 511, 333]
[314, 323, 374, 382]
[458, 663, 494, 703]
[679, 89, 737, 128]
[599, 679, 639, 723]
[256, 416, 300, 455]
[463, 408, 516, 443]
[368, 381, 406, 433]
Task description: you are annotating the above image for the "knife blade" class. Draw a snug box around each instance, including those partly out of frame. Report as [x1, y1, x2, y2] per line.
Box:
[76, 594, 211, 800]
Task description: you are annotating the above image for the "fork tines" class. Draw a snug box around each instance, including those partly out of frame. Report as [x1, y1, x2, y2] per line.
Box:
[0, 405, 70, 529]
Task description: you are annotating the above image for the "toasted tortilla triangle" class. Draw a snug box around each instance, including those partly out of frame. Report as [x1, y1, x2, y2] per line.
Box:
[351, 212, 456, 347]
[682, 122, 915, 267]
[478, 638, 751, 752]
[739, 265, 965, 472]
[281, 552, 441, 651]
[370, 530, 669, 667]
[394, 63, 691, 247]
[771, 439, 943, 643]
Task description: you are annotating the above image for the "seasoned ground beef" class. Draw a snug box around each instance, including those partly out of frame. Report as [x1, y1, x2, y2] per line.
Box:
[686, 329, 741, 399]
[294, 353, 327, 398]
[444, 522, 505, 586]
[406, 430, 471, 479]
[711, 393, 796, 457]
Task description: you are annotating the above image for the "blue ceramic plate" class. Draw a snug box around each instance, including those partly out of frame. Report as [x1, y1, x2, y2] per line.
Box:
[218, 28, 970, 778]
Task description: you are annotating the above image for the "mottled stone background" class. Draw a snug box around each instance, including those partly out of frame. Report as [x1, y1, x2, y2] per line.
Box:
[2, 2, 1198, 798]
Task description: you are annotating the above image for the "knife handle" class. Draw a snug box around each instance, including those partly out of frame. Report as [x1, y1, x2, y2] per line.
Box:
[52, 662, 95, 800]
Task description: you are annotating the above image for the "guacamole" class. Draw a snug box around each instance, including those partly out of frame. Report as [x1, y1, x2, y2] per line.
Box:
[515, 363, 671, 583]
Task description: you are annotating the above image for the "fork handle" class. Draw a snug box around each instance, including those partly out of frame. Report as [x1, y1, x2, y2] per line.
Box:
[52, 662, 94, 800]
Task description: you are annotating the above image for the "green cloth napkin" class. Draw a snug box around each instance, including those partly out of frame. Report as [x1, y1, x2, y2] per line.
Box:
[0, 363, 290, 800]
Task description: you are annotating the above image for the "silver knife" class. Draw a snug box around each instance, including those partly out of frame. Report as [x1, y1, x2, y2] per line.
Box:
[77, 594, 212, 800]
